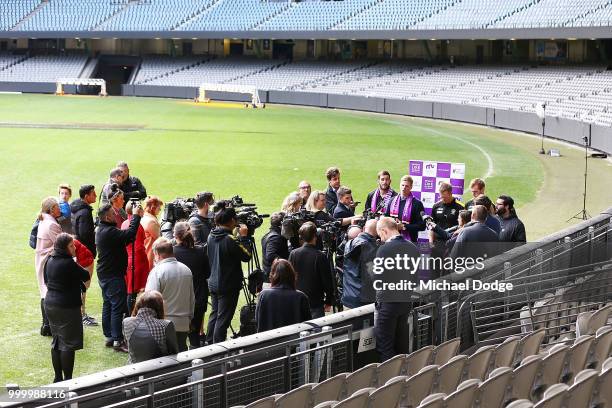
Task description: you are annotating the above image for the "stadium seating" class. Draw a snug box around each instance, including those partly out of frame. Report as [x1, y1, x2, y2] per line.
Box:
[0, 0, 40, 31]
[0, 55, 88, 82]
[3, 0, 612, 32]
[179, 0, 292, 31]
[97, 0, 213, 31]
[231, 311, 612, 408]
[20, 0, 128, 31]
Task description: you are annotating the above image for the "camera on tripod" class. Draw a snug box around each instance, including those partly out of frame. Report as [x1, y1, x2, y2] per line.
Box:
[280, 209, 316, 240]
[216, 195, 269, 236]
[163, 198, 196, 224]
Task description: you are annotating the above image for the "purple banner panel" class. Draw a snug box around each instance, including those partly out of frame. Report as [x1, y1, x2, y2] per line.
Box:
[409, 160, 423, 176]
[436, 162, 451, 178]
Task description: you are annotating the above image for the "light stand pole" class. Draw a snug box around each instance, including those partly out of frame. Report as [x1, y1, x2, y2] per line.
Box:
[538, 102, 546, 154]
[568, 118, 592, 221]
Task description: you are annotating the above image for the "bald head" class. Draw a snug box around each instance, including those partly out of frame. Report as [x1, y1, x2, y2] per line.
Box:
[364, 219, 378, 237]
[471, 205, 488, 223]
[376, 216, 400, 242]
[347, 225, 362, 240]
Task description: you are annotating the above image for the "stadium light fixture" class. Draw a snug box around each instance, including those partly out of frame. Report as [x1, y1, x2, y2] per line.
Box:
[535, 102, 546, 154]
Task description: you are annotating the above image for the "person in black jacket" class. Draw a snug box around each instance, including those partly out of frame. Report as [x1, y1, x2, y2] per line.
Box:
[256, 259, 311, 332]
[288, 222, 334, 318]
[325, 167, 341, 215]
[70, 185, 97, 257]
[96, 203, 142, 352]
[384, 175, 425, 243]
[188, 191, 215, 246]
[333, 186, 356, 220]
[117, 161, 147, 202]
[43, 233, 90, 382]
[206, 202, 252, 344]
[173, 221, 210, 349]
[496, 195, 527, 244]
[261, 212, 289, 281]
[450, 205, 500, 260]
[373, 217, 421, 362]
[70, 184, 99, 326]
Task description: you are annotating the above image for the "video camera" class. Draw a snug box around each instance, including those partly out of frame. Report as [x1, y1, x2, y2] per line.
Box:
[217, 195, 269, 236]
[162, 197, 196, 224]
[280, 209, 317, 240]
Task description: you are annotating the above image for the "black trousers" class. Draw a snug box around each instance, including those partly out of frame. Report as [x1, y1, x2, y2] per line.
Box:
[206, 291, 239, 344]
[189, 300, 208, 348]
[375, 302, 411, 362]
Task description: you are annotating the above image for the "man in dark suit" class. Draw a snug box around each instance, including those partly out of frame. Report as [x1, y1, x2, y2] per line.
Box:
[333, 186, 356, 220]
[384, 175, 425, 243]
[450, 205, 500, 260]
[261, 212, 289, 281]
[364, 170, 397, 214]
[325, 167, 341, 214]
[288, 222, 335, 318]
[373, 217, 420, 362]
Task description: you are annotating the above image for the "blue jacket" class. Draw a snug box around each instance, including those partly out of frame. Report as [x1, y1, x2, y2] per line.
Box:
[342, 232, 378, 308]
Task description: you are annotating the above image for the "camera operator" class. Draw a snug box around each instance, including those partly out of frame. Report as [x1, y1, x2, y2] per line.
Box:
[289, 222, 335, 318]
[496, 195, 526, 244]
[261, 212, 289, 281]
[188, 192, 215, 246]
[325, 167, 341, 214]
[384, 175, 425, 243]
[342, 219, 379, 310]
[206, 202, 252, 344]
[364, 170, 397, 214]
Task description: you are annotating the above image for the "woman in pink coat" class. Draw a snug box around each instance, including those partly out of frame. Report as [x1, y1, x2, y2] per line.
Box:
[35, 197, 62, 336]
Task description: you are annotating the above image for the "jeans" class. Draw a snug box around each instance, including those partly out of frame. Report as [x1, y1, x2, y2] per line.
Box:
[374, 302, 411, 362]
[99, 277, 127, 342]
[206, 291, 239, 344]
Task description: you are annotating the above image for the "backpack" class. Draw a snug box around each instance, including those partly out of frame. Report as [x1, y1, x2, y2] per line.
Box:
[237, 303, 257, 337]
[29, 219, 39, 249]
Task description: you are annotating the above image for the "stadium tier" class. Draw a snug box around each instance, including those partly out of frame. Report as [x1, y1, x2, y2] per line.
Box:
[1, 0, 612, 32]
[0, 54, 88, 82]
[2, 54, 612, 125]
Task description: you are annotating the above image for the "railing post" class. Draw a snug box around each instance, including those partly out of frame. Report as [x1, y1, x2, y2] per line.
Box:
[147, 382, 155, 408]
[608, 217, 612, 259]
[588, 226, 595, 263]
[284, 345, 291, 392]
[190, 359, 203, 408]
[65, 391, 78, 408]
[299, 330, 310, 385]
[322, 326, 333, 381]
[503, 261, 512, 320]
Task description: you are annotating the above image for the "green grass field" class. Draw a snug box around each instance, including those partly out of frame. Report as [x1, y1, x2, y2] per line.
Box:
[0, 94, 610, 387]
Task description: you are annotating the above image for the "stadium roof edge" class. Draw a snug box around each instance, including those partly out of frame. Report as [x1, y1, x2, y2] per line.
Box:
[1, 27, 612, 40]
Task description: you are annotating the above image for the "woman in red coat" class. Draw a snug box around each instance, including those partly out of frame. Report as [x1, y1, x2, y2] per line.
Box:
[121, 200, 150, 314]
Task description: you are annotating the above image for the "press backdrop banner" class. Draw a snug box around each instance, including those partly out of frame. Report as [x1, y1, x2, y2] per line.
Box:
[408, 160, 466, 215]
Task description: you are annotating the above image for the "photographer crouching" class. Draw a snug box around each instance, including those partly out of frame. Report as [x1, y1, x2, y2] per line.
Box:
[206, 202, 253, 344]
